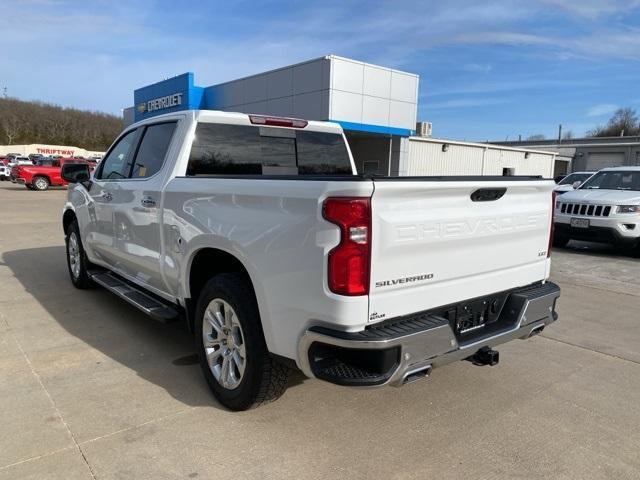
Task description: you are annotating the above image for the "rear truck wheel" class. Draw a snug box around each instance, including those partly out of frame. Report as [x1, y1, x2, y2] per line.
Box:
[553, 233, 570, 248]
[196, 273, 290, 410]
[32, 176, 50, 191]
[65, 219, 94, 289]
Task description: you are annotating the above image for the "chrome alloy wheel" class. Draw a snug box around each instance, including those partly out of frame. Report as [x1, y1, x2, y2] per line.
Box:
[202, 299, 246, 390]
[34, 177, 48, 190]
[68, 232, 81, 279]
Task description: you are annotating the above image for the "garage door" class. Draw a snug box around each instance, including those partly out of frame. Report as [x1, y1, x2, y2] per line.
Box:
[585, 152, 625, 170]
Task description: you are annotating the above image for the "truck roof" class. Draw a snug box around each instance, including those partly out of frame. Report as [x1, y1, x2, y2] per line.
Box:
[128, 109, 344, 135]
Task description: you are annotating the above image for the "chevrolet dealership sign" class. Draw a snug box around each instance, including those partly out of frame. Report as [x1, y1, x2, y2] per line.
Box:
[137, 93, 184, 114]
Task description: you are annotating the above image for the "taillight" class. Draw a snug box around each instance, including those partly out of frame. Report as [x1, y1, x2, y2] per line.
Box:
[548, 190, 556, 257]
[249, 114, 308, 128]
[322, 197, 371, 296]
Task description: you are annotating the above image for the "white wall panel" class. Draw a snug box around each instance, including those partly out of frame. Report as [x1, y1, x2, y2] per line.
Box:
[363, 65, 391, 98]
[362, 95, 389, 126]
[391, 72, 418, 103]
[330, 90, 362, 123]
[389, 100, 416, 129]
[331, 58, 364, 94]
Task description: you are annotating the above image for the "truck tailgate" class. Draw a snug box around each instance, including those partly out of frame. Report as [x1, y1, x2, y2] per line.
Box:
[368, 179, 554, 322]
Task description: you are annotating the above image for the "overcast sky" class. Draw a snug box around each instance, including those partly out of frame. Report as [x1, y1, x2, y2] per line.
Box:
[2, 0, 640, 140]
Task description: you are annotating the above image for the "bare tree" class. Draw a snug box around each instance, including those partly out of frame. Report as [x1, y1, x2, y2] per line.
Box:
[562, 130, 574, 140]
[0, 97, 122, 150]
[588, 107, 639, 137]
[527, 134, 546, 141]
[1, 115, 21, 144]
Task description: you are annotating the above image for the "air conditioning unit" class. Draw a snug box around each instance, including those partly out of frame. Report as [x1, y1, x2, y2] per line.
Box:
[416, 121, 432, 137]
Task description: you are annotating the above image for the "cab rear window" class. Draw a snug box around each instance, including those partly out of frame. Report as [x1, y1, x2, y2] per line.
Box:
[187, 123, 353, 176]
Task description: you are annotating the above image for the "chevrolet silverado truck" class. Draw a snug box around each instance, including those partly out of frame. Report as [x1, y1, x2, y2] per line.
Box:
[554, 166, 640, 250]
[61, 110, 560, 410]
[14, 157, 90, 190]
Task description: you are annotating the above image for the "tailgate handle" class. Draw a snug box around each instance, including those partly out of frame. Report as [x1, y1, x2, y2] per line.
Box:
[470, 188, 506, 202]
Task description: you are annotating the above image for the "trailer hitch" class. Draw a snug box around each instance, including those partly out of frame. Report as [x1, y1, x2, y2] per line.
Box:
[467, 347, 500, 366]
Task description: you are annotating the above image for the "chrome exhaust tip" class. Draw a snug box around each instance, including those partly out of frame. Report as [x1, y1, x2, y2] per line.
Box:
[402, 364, 432, 385]
[528, 325, 545, 338]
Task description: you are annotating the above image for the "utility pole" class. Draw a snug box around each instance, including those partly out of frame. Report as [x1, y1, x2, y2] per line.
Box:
[2, 86, 7, 99]
[558, 124, 562, 143]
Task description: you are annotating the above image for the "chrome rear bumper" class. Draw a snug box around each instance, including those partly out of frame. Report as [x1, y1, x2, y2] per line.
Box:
[298, 281, 560, 387]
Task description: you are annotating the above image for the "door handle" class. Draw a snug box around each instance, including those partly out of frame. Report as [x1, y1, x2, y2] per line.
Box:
[141, 196, 156, 207]
[102, 192, 113, 202]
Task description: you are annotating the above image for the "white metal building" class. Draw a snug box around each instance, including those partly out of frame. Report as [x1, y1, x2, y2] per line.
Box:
[406, 137, 557, 177]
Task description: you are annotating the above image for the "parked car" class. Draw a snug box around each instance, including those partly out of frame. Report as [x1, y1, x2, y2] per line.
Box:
[0, 164, 11, 181]
[554, 166, 640, 250]
[554, 171, 596, 194]
[14, 157, 90, 190]
[7, 155, 31, 165]
[7, 157, 33, 181]
[61, 110, 560, 410]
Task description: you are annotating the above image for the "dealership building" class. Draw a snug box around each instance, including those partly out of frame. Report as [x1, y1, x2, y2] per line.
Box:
[497, 136, 640, 173]
[125, 55, 558, 177]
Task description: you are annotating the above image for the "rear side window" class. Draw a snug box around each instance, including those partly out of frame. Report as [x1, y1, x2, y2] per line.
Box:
[187, 123, 352, 176]
[131, 122, 177, 178]
[297, 130, 352, 174]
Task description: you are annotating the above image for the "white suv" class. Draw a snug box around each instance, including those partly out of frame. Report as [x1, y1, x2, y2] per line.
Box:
[554, 166, 640, 250]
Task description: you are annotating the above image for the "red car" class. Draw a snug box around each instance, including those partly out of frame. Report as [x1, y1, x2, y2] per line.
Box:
[13, 157, 91, 191]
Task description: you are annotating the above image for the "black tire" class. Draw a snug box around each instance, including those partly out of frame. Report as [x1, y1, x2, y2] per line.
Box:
[195, 273, 290, 410]
[553, 234, 570, 248]
[32, 176, 50, 191]
[65, 219, 94, 289]
[26, 184, 35, 190]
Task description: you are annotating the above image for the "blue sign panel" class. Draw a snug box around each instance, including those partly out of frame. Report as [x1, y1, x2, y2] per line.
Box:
[133, 72, 204, 122]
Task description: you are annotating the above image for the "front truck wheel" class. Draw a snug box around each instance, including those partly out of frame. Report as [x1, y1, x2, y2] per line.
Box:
[65, 219, 94, 289]
[195, 273, 291, 410]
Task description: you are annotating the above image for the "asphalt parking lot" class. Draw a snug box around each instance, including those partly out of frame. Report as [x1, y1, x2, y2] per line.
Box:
[1, 182, 639, 480]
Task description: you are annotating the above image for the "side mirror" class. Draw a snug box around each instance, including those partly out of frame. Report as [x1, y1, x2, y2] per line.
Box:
[572, 181, 582, 189]
[61, 163, 90, 184]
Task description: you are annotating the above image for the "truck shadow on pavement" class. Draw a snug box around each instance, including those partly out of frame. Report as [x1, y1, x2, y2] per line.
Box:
[2, 246, 305, 411]
[558, 240, 640, 260]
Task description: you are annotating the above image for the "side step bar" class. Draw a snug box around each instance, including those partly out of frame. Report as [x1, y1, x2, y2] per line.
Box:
[89, 271, 179, 323]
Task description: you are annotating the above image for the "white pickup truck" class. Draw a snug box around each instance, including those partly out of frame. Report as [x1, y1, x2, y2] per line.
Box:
[61, 110, 560, 410]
